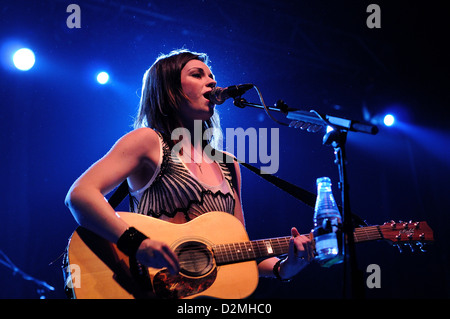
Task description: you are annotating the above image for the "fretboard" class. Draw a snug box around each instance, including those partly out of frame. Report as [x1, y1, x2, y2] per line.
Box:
[213, 225, 384, 265]
[353, 225, 383, 243]
[213, 237, 290, 265]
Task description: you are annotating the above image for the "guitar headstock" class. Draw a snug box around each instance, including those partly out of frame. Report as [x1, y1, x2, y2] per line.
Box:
[380, 220, 434, 252]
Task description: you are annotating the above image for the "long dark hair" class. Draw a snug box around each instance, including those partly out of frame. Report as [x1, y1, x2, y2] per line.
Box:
[134, 49, 221, 148]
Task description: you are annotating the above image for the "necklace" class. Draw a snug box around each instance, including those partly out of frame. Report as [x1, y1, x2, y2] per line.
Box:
[184, 150, 203, 174]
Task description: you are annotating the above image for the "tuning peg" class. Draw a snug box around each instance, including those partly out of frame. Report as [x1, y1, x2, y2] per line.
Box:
[389, 220, 396, 229]
[416, 242, 427, 253]
[393, 243, 403, 253]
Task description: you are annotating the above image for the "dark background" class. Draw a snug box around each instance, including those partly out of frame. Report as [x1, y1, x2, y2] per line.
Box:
[1, 0, 449, 299]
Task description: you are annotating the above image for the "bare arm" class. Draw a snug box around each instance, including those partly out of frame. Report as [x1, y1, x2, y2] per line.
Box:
[65, 128, 180, 273]
[65, 128, 157, 242]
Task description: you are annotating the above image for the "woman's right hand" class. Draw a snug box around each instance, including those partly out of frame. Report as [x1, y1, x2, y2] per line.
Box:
[136, 238, 180, 275]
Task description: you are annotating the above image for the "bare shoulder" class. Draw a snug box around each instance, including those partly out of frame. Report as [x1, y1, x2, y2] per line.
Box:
[116, 127, 159, 150]
[110, 127, 160, 162]
[121, 127, 159, 144]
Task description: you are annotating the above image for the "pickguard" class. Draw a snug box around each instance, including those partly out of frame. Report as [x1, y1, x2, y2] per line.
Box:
[152, 268, 217, 298]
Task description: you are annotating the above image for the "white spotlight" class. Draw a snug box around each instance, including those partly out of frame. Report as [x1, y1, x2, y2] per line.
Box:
[12, 48, 35, 71]
[96, 71, 109, 84]
[383, 114, 395, 127]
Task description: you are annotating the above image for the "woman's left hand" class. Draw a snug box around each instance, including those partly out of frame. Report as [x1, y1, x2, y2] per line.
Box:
[278, 227, 313, 280]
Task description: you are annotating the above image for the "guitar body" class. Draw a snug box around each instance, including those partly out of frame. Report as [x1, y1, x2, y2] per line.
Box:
[66, 211, 259, 299]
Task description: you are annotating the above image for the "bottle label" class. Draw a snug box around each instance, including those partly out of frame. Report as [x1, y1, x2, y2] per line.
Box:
[314, 208, 341, 219]
[315, 233, 339, 260]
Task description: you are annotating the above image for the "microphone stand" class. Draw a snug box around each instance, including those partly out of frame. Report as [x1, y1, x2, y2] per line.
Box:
[322, 129, 366, 299]
[233, 97, 377, 299]
[0, 249, 55, 299]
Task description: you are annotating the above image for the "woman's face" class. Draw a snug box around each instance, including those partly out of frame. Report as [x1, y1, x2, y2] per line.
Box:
[179, 59, 217, 122]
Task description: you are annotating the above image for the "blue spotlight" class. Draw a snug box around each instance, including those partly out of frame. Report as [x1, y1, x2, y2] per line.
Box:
[96, 71, 109, 84]
[12, 48, 35, 71]
[383, 114, 395, 127]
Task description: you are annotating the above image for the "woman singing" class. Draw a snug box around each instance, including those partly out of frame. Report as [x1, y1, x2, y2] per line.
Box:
[65, 49, 312, 297]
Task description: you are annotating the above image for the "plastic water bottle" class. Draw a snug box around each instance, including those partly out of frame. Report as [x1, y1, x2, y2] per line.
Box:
[313, 177, 343, 266]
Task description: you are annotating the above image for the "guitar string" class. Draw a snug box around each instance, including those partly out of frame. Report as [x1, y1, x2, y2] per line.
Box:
[179, 233, 423, 267]
[170, 227, 391, 257]
[173, 228, 384, 258]
[174, 229, 382, 259]
[175, 226, 425, 267]
[175, 228, 383, 258]
[175, 239, 293, 266]
[177, 246, 289, 267]
[173, 239, 292, 263]
[176, 235, 392, 267]
[172, 240, 291, 258]
[173, 227, 392, 266]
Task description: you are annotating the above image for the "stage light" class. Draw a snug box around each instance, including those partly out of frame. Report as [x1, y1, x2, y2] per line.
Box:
[96, 71, 109, 84]
[326, 125, 334, 133]
[12, 48, 35, 71]
[383, 114, 395, 127]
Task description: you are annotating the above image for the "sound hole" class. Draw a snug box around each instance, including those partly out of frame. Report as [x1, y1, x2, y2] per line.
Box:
[175, 241, 214, 277]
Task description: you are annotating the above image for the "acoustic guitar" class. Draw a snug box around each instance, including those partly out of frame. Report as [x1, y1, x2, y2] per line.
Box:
[64, 211, 433, 299]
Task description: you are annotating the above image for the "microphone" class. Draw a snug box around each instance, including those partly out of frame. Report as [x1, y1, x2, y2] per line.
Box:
[209, 84, 254, 105]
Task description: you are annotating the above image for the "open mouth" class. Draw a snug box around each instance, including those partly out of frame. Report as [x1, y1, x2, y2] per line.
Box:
[203, 91, 211, 101]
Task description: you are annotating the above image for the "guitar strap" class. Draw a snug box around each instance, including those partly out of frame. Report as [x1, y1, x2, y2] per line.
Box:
[240, 162, 317, 207]
[218, 152, 367, 226]
[218, 151, 317, 209]
[107, 179, 130, 209]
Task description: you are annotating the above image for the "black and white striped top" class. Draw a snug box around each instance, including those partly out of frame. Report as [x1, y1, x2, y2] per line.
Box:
[129, 132, 236, 221]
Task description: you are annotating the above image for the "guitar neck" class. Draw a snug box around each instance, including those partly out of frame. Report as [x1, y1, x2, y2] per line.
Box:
[353, 225, 384, 243]
[213, 226, 384, 265]
[213, 236, 291, 265]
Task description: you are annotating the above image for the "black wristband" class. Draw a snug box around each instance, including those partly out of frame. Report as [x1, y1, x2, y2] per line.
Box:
[116, 227, 149, 258]
[273, 258, 291, 282]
